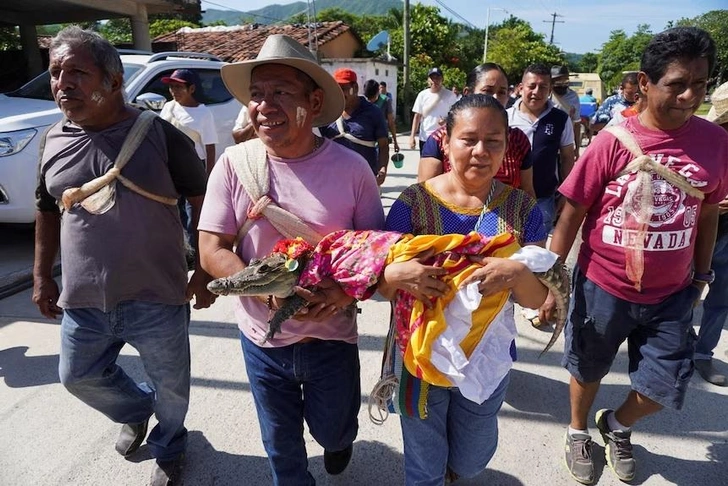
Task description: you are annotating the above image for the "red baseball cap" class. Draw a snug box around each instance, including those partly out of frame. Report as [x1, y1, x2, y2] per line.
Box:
[333, 68, 357, 84]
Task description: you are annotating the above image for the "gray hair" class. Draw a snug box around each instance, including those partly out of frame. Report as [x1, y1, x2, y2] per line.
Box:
[50, 25, 124, 90]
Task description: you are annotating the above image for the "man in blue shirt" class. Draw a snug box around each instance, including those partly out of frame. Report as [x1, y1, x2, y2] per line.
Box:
[321, 68, 389, 186]
[591, 72, 638, 132]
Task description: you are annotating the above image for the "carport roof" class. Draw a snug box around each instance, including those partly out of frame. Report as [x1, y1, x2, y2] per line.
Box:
[1, 0, 189, 26]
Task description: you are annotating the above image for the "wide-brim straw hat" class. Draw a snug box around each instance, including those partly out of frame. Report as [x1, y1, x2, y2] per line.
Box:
[221, 34, 344, 127]
[707, 82, 728, 126]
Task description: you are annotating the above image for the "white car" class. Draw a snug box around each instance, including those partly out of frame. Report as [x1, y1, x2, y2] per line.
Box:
[0, 51, 242, 224]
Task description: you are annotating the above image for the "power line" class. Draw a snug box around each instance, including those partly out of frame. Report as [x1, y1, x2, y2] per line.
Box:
[431, 0, 478, 29]
[542, 11, 564, 44]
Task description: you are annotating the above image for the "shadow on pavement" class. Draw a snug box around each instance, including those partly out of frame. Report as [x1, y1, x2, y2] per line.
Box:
[0, 346, 59, 387]
[627, 441, 727, 485]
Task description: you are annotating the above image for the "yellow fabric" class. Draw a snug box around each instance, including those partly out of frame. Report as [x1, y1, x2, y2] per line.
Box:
[385, 232, 521, 387]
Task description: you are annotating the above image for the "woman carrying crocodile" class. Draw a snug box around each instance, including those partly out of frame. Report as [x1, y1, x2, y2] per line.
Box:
[378, 93, 552, 485]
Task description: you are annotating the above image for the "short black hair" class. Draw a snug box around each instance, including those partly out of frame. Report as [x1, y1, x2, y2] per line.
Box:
[523, 63, 551, 80]
[465, 63, 507, 92]
[641, 27, 716, 84]
[621, 72, 639, 87]
[445, 93, 507, 137]
[379, 81, 387, 87]
[363, 79, 380, 99]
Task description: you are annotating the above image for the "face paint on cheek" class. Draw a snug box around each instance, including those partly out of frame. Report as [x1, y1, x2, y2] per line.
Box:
[90, 90, 105, 106]
[296, 106, 307, 127]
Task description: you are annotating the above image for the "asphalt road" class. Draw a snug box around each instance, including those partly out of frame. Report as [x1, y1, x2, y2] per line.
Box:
[1, 136, 726, 486]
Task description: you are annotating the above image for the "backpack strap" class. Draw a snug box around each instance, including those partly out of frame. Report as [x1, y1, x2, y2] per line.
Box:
[333, 117, 378, 147]
[225, 138, 324, 246]
[60, 110, 177, 211]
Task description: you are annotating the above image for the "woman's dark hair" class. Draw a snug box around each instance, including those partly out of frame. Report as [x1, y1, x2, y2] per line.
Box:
[363, 79, 380, 99]
[465, 63, 507, 92]
[445, 93, 507, 137]
[641, 27, 716, 83]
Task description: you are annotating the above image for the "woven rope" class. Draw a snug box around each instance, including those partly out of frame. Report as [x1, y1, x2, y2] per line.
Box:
[227, 139, 324, 246]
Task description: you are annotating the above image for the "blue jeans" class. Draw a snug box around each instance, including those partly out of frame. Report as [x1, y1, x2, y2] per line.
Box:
[696, 232, 728, 360]
[399, 374, 510, 485]
[537, 195, 556, 235]
[240, 333, 360, 486]
[59, 301, 191, 460]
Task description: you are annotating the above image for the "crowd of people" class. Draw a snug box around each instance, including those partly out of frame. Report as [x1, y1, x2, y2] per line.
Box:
[31, 23, 727, 486]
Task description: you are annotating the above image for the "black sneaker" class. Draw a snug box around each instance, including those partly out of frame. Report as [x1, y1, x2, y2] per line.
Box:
[595, 409, 636, 481]
[150, 453, 185, 486]
[564, 431, 594, 484]
[694, 359, 727, 386]
[115, 419, 149, 456]
[324, 444, 353, 475]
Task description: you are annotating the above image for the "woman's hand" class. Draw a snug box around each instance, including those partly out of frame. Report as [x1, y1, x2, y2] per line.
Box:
[459, 256, 527, 296]
[379, 249, 448, 305]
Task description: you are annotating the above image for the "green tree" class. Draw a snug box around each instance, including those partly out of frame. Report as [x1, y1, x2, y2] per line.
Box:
[0, 26, 20, 50]
[579, 52, 599, 73]
[597, 24, 652, 90]
[487, 22, 565, 83]
[149, 19, 198, 38]
[672, 10, 728, 84]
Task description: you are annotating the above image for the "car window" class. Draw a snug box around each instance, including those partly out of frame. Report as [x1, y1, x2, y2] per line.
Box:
[5, 63, 144, 101]
[135, 68, 233, 106]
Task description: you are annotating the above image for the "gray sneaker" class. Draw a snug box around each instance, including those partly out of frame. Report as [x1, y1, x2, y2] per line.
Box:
[595, 409, 636, 481]
[564, 431, 594, 484]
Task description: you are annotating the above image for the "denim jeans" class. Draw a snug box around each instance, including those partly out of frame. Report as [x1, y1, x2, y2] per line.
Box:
[240, 333, 360, 486]
[59, 301, 190, 460]
[696, 232, 728, 360]
[399, 374, 510, 485]
[537, 195, 556, 235]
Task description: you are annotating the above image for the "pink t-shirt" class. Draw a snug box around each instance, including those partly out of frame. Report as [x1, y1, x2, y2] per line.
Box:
[198, 138, 385, 345]
[559, 115, 728, 304]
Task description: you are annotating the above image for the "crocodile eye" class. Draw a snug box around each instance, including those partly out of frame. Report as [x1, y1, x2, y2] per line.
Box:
[257, 264, 269, 273]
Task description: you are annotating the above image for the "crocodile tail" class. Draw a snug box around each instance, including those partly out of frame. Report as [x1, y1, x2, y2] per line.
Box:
[534, 262, 571, 357]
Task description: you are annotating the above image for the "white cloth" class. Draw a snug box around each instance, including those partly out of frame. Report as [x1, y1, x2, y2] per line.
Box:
[431, 245, 558, 403]
[233, 106, 251, 130]
[160, 102, 218, 159]
[412, 88, 458, 141]
[551, 88, 582, 122]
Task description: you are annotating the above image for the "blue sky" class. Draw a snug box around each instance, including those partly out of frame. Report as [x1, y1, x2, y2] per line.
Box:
[200, 0, 723, 54]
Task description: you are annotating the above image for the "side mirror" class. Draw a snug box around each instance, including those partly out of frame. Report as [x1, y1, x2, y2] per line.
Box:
[134, 92, 167, 111]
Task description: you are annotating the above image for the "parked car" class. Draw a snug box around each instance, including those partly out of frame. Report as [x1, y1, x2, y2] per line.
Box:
[0, 51, 242, 224]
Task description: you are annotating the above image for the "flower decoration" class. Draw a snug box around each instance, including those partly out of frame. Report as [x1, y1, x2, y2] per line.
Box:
[271, 237, 315, 271]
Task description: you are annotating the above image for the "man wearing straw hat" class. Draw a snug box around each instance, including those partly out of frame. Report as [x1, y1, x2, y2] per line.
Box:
[33, 26, 215, 486]
[544, 27, 728, 484]
[197, 35, 384, 484]
[694, 81, 728, 386]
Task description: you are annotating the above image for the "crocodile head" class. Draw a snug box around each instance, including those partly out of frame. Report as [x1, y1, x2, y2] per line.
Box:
[207, 253, 301, 298]
[207, 238, 315, 298]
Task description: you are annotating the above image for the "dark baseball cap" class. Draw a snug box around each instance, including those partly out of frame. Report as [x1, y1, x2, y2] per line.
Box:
[428, 67, 443, 78]
[161, 69, 200, 87]
[551, 65, 569, 80]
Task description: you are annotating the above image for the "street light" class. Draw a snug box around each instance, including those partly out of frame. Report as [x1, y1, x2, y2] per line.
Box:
[483, 7, 509, 62]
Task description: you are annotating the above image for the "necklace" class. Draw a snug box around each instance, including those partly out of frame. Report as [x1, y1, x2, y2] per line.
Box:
[312, 135, 323, 153]
[474, 180, 498, 230]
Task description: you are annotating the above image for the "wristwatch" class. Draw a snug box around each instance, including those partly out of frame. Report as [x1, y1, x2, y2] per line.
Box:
[693, 269, 715, 285]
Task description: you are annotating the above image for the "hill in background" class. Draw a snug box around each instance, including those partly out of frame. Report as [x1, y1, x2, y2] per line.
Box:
[203, 0, 401, 25]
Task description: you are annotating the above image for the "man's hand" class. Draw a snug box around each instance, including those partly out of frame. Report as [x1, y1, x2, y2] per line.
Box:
[186, 270, 217, 309]
[409, 136, 416, 150]
[719, 196, 728, 215]
[537, 291, 558, 325]
[393, 139, 400, 153]
[292, 278, 355, 321]
[32, 276, 62, 319]
[376, 168, 388, 186]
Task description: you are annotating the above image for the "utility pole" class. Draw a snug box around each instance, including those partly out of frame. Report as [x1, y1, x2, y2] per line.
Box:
[403, 0, 411, 125]
[543, 12, 564, 45]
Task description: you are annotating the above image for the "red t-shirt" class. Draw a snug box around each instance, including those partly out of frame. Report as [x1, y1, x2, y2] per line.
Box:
[559, 115, 728, 304]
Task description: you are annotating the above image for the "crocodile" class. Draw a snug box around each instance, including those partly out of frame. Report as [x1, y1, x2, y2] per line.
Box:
[207, 230, 571, 355]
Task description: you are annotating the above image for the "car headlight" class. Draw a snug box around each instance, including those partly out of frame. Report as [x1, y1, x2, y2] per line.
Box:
[0, 128, 38, 157]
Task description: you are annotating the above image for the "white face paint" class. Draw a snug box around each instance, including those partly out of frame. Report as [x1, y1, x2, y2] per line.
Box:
[296, 106, 308, 127]
[90, 90, 106, 106]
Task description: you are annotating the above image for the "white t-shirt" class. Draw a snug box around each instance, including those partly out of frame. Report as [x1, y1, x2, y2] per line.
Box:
[412, 88, 458, 142]
[233, 106, 251, 130]
[160, 102, 218, 160]
[550, 89, 582, 122]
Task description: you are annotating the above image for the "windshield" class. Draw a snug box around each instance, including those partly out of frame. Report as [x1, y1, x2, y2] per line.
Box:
[4, 63, 144, 101]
